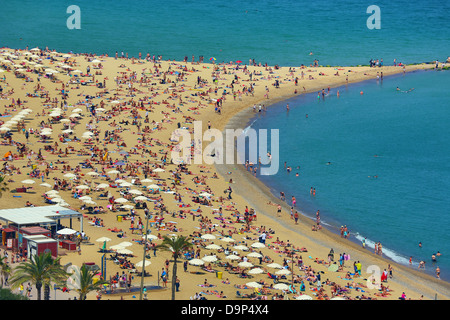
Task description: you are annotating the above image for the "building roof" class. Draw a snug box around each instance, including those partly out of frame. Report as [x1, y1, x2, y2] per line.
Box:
[0, 205, 82, 226]
[20, 226, 51, 235]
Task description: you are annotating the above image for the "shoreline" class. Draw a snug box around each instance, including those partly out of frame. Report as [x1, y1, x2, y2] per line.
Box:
[208, 67, 450, 298]
[230, 68, 447, 278]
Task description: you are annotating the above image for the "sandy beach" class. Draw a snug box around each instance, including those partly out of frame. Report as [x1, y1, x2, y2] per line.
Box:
[0, 47, 448, 301]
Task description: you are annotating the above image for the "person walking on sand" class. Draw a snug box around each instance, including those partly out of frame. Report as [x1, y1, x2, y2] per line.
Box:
[175, 276, 181, 292]
[388, 264, 394, 279]
[294, 211, 299, 224]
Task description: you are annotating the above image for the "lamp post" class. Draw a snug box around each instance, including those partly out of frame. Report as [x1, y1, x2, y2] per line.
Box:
[291, 250, 295, 287]
[139, 211, 150, 300]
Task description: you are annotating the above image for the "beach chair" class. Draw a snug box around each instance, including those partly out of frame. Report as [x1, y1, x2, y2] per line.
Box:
[236, 291, 248, 298]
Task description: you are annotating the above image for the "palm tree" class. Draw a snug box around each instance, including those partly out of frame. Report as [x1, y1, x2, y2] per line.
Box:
[156, 235, 192, 300]
[0, 256, 11, 287]
[8, 252, 68, 300]
[0, 174, 9, 198]
[0, 287, 28, 300]
[67, 263, 107, 300]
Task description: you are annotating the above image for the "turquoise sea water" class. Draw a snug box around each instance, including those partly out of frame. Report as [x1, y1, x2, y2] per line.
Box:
[251, 69, 450, 280]
[1, 0, 449, 279]
[1, 0, 449, 66]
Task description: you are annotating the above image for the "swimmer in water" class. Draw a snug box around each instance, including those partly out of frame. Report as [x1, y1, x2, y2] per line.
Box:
[397, 87, 415, 93]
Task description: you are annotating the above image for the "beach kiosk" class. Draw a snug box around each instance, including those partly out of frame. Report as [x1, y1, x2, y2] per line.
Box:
[19, 226, 52, 251]
[0, 205, 83, 253]
[23, 234, 58, 258]
[0, 227, 16, 249]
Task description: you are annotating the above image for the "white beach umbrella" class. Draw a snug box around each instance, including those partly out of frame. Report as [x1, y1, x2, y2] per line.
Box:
[96, 183, 109, 189]
[251, 242, 265, 248]
[152, 168, 165, 173]
[202, 255, 218, 262]
[86, 171, 99, 176]
[233, 245, 248, 251]
[146, 184, 160, 190]
[128, 189, 143, 195]
[96, 237, 111, 243]
[56, 228, 77, 235]
[45, 190, 59, 195]
[72, 108, 83, 113]
[238, 261, 254, 268]
[246, 282, 262, 289]
[116, 248, 133, 255]
[295, 295, 313, 300]
[140, 179, 153, 183]
[62, 129, 73, 134]
[199, 192, 212, 197]
[114, 198, 128, 203]
[225, 255, 241, 261]
[118, 241, 133, 247]
[76, 185, 90, 190]
[134, 196, 148, 201]
[64, 173, 77, 179]
[330, 297, 347, 300]
[220, 237, 236, 243]
[135, 260, 151, 268]
[205, 244, 222, 250]
[109, 244, 126, 250]
[142, 234, 158, 241]
[188, 259, 205, 266]
[21, 179, 35, 184]
[121, 204, 135, 210]
[275, 269, 292, 275]
[201, 234, 216, 240]
[266, 263, 283, 269]
[273, 283, 290, 291]
[58, 201, 70, 207]
[119, 182, 133, 187]
[247, 252, 263, 258]
[78, 196, 92, 201]
[248, 268, 265, 275]
[40, 183, 52, 188]
[107, 170, 120, 174]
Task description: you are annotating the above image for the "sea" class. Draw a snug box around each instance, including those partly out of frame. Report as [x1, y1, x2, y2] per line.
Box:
[1, 0, 449, 280]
